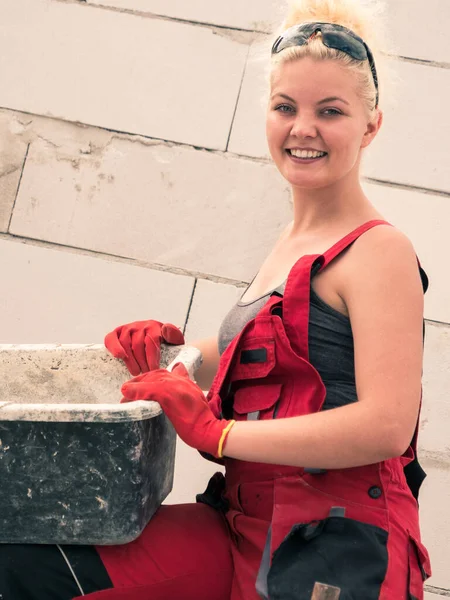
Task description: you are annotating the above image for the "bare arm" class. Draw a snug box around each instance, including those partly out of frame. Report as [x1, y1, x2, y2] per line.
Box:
[223, 226, 424, 469]
[186, 336, 221, 390]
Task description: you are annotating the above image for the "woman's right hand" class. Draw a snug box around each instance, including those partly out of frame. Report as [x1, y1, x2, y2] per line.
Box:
[104, 320, 185, 376]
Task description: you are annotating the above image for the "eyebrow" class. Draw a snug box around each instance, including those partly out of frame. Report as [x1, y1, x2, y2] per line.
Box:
[272, 93, 350, 106]
[317, 96, 350, 106]
[271, 93, 296, 103]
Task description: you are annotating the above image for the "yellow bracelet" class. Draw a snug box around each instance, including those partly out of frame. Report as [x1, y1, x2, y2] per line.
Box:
[217, 420, 236, 459]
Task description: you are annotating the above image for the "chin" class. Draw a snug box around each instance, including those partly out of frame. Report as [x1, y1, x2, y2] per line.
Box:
[285, 174, 334, 190]
[282, 164, 353, 191]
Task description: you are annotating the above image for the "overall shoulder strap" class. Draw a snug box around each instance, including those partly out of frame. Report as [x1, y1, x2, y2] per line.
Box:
[283, 220, 391, 359]
[320, 219, 391, 268]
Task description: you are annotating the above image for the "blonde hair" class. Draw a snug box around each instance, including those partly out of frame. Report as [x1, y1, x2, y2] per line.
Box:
[271, 0, 389, 115]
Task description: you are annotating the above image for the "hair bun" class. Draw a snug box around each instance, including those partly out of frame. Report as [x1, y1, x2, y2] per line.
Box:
[282, 0, 387, 51]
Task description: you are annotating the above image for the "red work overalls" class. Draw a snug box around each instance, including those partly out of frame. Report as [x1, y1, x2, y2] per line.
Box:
[206, 219, 432, 599]
[81, 220, 431, 600]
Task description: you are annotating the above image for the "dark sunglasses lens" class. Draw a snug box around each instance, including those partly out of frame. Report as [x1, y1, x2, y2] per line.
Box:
[273, 32, 309, 54]
[321, 30, 367, 60]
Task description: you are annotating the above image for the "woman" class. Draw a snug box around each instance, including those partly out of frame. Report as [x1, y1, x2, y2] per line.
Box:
[0, 1, 431, 598]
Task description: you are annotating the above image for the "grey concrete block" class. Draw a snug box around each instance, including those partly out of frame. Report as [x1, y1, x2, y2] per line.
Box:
[363, 60, 450, 193]
[0, 113, 28, 232]
[419, 459, 450, 590]
[0, 238, 194, 343]
[184, 279, 242, 341]
[363, 181, 450, 325]
[228, 41, 271, 158]
[0, 107, 116, 158]
[387, 0, 450, 63]
[228, 45, 450, 194]
[88, 0, 285, 33]
[10, 133, 448, 324]
[418, 328, 450, 589]
[87, 0, 450, 64]
[0, 0, 248, 151]
[0, 168, 22, 232]
[9, 134, 447, 325]
[10, 137, 292, 283]
[421, 322, 450, 457]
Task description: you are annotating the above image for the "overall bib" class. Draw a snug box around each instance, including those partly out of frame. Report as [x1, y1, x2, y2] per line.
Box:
[81, 220, 431, 600]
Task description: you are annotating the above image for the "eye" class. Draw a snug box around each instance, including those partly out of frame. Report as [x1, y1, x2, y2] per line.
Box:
[321, 108, 342, 116]
[275, 104, 295, 114]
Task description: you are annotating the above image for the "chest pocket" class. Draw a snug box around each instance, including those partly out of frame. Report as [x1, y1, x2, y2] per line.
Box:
[233, 383, 283, 421]
[231, 340, 276, 382]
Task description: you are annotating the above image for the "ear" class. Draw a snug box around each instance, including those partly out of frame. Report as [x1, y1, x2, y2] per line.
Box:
[360, 109, 383, 149]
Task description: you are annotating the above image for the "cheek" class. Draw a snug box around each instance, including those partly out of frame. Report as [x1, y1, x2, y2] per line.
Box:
[266, 113, 286, 145]
[328, 124, 365, 158]
[265, 116, 276, 146]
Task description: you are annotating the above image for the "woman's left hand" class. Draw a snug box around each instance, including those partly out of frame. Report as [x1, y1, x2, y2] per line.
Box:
[121, 363, 235, 458]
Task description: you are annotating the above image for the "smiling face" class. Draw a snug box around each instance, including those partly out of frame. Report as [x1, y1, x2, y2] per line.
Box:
[266, 57, 381, 191]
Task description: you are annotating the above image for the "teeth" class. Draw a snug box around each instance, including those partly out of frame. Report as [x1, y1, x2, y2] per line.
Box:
[290, 149, 326, 159]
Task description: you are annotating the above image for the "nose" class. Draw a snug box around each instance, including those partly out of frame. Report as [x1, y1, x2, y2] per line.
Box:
[290, 113, 318, 139]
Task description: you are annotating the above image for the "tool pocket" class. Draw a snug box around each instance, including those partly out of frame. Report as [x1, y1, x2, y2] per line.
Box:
[267, 509, 389, 600]
[232, 383, 283, 421]
[196, 472, 229, 513]
[407, 532, 431, 600]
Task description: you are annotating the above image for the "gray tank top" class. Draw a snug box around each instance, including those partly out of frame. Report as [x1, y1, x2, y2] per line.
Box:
[218, 282, 356, 411]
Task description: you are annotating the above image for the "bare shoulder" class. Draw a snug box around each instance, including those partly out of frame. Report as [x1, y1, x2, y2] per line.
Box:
[337, 223, 425, 327]
[350, 223, 417, 264]
[338, 222, 425, 336]
[342, 224, 422, 289]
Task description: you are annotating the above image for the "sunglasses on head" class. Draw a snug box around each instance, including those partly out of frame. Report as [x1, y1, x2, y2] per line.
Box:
[271, 22, 379, 107]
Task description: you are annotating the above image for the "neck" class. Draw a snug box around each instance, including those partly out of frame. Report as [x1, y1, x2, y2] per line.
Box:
[289, 171, 376, 237]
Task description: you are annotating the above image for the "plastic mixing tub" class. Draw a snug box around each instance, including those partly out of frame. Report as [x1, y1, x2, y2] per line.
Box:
[0, 343, 201, 545]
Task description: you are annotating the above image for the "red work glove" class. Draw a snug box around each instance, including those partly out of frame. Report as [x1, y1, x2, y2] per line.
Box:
[104, 320, 185, 376]
[121, 363, 236, 459]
